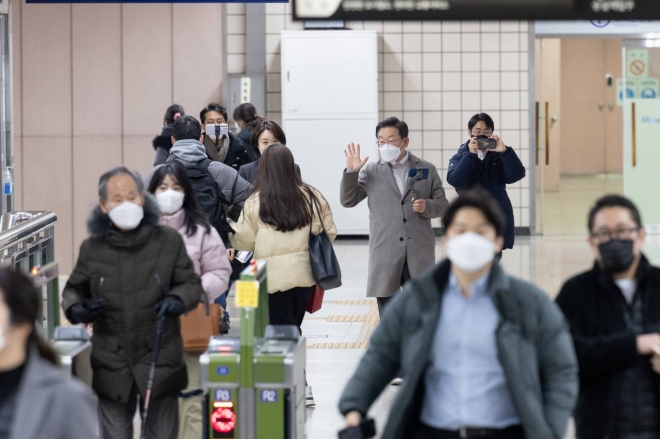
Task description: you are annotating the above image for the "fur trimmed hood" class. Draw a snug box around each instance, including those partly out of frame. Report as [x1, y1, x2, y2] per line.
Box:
[87, 193, 161, 239]
[152, 125, 174, 152]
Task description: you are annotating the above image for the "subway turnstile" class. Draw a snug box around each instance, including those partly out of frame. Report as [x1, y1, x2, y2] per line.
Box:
[51, 326, 93, 387]
[200, 261, 307, 439]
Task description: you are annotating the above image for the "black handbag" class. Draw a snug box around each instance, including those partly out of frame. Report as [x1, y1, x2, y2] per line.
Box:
[307, 189, 342, 290]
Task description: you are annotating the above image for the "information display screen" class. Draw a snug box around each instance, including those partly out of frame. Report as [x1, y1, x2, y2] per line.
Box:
[294, 0, 659, 21]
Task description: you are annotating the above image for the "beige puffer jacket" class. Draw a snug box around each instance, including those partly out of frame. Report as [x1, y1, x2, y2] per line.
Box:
[229, 186, 337, 294]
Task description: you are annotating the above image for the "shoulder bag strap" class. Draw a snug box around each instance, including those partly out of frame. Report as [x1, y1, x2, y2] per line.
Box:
[307, 187, 327, 235]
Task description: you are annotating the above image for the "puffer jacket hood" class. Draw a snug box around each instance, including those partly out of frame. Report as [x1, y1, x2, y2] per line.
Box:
[170, 139, 208, 164]
[152, 125, 174, 152]
[87, 193, 161, 238]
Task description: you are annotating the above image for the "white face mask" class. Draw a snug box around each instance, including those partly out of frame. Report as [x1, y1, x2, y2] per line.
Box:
[107, 201, 144, 231]
[156, 190, 185, 215]
[379, 144, 402, 163]
[446, 232, 496, 273]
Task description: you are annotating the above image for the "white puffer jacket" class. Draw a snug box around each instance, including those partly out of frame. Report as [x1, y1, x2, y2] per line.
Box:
[229, 186, 337, 294]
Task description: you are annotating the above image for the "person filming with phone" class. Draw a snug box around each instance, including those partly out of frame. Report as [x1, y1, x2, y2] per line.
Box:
[447, 113, 525, 258]
[200, 103, 254, 172]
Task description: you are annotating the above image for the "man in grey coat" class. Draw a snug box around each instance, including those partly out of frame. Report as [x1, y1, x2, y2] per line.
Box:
[339, 190, 578, 439]
[341, 117, 448, 315]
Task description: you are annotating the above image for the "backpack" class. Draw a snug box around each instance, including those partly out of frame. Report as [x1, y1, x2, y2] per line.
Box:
[172, 158, 232, 245]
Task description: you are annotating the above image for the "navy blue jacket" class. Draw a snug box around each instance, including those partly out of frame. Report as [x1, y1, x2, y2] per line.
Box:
[447, 142, 526, 249]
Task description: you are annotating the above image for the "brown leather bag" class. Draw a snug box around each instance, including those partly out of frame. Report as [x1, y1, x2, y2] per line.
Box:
[180, 298, 223, 353]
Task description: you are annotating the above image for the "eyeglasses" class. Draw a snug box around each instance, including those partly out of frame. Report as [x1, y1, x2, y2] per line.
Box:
[591, 227, 640, 242]
[377, 138, 402, 147]
[471, 130, 493, 137]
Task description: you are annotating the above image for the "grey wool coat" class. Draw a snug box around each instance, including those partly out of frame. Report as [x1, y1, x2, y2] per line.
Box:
[340, 153, 449, 298]
[338, 260, 579, 439]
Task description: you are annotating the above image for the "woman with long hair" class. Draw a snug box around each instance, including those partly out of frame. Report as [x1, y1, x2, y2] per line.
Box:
[230, 144, 337, 407]
[232, 102, 264, 147]
[147, 164, 232, 439]
[0, 268, 98, 438]
[153, 104, 185, 166]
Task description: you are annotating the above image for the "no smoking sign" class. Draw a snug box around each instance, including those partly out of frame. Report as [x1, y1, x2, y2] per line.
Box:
[627, 49, 649, 78]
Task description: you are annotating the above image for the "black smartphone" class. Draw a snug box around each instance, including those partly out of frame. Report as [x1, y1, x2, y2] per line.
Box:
[474, 135, 497, 150]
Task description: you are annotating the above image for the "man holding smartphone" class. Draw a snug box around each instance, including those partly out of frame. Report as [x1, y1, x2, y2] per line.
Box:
[447, 113, 525, 258]
[556, 195, 660, 439]
[199, 103, 255, 172]
[341, 117, 448, 320]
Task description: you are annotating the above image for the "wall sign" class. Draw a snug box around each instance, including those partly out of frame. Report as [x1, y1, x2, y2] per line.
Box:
[294, 0, 660, 21]
[617, 79, 637, 106]
[536, 20, 660, 36]
[627, 49, 649, 79]
[638, 78, 659, 99]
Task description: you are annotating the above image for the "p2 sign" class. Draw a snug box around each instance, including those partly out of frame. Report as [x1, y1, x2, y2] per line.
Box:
[260, 389, 278, 403]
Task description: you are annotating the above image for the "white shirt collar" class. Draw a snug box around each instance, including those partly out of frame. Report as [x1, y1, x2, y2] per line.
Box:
[392, 151, 410, 166]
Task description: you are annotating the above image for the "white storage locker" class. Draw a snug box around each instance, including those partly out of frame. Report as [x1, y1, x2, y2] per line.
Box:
[281, 30, 379, 235]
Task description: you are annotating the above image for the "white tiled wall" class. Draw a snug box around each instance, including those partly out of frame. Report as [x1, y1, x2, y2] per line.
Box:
[232, 6, 532, 229]
[227, 3, 247, 74]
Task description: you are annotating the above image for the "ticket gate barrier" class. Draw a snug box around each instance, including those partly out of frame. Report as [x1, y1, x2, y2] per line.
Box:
[51, 326, 93, 387]
[200, 261, 307, 439]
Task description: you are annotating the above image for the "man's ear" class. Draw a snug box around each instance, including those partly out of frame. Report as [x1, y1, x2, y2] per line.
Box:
[99, 199, 109, 214]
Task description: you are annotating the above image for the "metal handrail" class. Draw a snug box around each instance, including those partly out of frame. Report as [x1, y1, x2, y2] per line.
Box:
[0, 211, 58, 337]
[0, 211, 57, 250]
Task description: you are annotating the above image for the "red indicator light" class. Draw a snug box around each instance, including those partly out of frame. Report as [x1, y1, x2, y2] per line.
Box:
[211, 407, 236, 433]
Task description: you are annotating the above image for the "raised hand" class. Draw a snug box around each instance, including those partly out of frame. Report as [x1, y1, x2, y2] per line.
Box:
[344, 143, 369, 171]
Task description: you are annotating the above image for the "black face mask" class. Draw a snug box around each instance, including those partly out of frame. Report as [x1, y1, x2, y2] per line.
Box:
[598, 239, 636, 274]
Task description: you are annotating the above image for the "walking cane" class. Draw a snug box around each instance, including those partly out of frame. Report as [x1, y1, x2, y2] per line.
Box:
[140, 314, 165, 439]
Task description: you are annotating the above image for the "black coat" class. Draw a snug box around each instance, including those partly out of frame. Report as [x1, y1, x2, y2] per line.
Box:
[555, 256, 660, 439]
[203, 132, 255, 172]
[62, 196, 203, 404]
[236, 127, 253, 148]
[447, 143, 526, 249]
[152, 125, 174, 166]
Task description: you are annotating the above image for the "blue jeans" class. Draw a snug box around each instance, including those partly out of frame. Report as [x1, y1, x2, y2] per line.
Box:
[214, 280, 231, 320]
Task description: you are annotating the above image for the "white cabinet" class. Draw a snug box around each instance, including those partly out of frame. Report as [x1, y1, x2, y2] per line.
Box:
[281, 31, 379, 235]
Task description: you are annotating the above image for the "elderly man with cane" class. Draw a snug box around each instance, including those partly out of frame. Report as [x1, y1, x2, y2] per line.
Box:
[62, 166, 203, 439]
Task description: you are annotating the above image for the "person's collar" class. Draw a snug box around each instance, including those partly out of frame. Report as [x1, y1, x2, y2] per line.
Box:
[448, 270, 491, 298]
[392, 151, 410, 166]
[160, 208, 186, 231]
[87, 194, 160, 239]
[594, 253, 651, 284]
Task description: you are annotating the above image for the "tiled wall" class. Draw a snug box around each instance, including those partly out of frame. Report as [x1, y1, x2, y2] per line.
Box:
[13, 1, 224, 273]
[231, 6, 532, 230]
[227, 4, 247, 74]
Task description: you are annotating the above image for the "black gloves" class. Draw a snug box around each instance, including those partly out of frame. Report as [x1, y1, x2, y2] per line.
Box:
[155, 295, 185, 318]
[66, 298, 106, 324]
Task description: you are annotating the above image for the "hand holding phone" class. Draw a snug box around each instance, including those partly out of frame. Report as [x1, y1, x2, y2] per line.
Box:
[474, 135, 497, 150]
[206, 123, 229, 141]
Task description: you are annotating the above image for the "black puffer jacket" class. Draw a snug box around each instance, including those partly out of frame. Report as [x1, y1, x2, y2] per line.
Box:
[153, 125, 174, 166]
[556, 256, 660, 439]
[62, 196, 203, 404]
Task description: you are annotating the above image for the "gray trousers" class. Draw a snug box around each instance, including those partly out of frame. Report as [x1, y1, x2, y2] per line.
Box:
[99, 384, 178, 439]
[377, 259, 412, 316]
